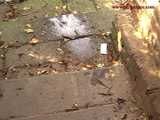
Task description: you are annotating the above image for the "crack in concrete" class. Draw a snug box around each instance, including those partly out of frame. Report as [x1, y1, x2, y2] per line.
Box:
[2, 32, 104, 49]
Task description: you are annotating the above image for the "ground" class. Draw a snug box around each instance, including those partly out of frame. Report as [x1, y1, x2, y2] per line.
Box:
[0, 0, 147, 120]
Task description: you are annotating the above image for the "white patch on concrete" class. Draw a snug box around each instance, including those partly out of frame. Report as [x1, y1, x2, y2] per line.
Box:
[49, 14, 89, 37]
[67, 38, 96, 60]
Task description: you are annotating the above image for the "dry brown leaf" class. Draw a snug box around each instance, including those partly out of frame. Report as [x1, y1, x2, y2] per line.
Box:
[96, 63, 104, 68]
[62, 5, 67, 10]
[56, 48, 64, 54]
[82, 67, 88, 71]
[23, 7, 32, 11]
[29, 37, 39, 44]
[25, 24, 32, 28]
[86, 64, 93, 68]
[55, 6, 59, 10]
[24, 28, 34, 33]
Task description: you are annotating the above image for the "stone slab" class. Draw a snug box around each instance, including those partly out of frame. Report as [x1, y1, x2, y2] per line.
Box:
[68, 0, 96, 13]
[0, 0, 63, 46]
[0, 68, 110, 120]
[12, 104, 142, 120]
[86, 8, 116, 33]
[5, 42, 61, 68]
[12, 105, 117, 120]
[0, 20, 30, 45]
[0, 64, 143, 120]
[38, 14, 92, 41]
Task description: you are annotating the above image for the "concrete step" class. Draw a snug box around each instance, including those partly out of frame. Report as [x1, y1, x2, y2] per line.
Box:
[11, 104, 129, 120]
[0, 12, 116, 80]
[0, 63, 144, 120]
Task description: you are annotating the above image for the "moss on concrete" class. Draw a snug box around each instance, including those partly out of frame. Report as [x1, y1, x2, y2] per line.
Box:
[68, 0, 96, 13]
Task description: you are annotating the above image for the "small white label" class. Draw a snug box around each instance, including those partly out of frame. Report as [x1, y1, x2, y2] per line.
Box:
[100, 43, 108, 54]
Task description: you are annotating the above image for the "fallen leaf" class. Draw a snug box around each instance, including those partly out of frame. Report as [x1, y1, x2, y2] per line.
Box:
[72, 103, 79, 109]
[62, 5, 67, 10]
[55, 6, 59, 10]
[37, 70, 48, 75]
[23, 7, 31, 11]
[96, 63, 104, 68]
[25, 24, 32, 28]
[56, 48, 64, 54]
[85, 64, 93, 68]
[52, 70, 58, 74]
[96, 5, 100, 9]
[48, 57, 58, 63]
[73, 11, 78, 14]
[24, 28, 34, 33]
[0, 54, 5, 59]
[101, 32, 106, 36]
[82, 67, 88, 71]
[29, 37, 39, 44]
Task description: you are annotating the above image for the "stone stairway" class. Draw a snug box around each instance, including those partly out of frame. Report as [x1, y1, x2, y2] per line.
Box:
[0, 64, 144, 120]
[0, 0, 146, 120]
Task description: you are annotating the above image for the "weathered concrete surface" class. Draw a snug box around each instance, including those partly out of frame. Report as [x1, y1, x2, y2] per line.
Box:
[0, 1, 146, 120]
[0, 0, 116, 78]
[5, 42, 61, 68]
[114, 12, 160, 120]
[40, 14, 92, 40]
[38, 14, 97, 61]
[0, 0, 63, 46]
[86, 8, 116, 33]
[65, 36, 98, 61]
[2, 10, 115, 79]
[0, 64, 144, 120]
[15, 0, 63, 17]
[68, 0, 96, 13]
[0, 20, 30, 45]
[4, 31, 112, 79]
[12, 104, 140, 120]
[4, 34, 112, 79]
[11, 105, 119, 120]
